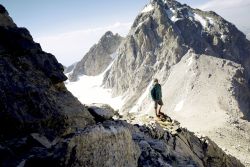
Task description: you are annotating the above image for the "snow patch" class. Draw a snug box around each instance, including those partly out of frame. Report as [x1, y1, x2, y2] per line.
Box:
[194, 13, 207, 28]
[165, 8, 181, 22]
[134, 21, 145, 32]
[65, 62, 124, 110]
[171, 16, 181, 22]
[141, 4, 154, 13]
[137, 22, 143, 28]
[170, 8, 175, 14]
[174, 100, 185, 112]
[187, 56, 193, 67]
[221, 34, 227, 42]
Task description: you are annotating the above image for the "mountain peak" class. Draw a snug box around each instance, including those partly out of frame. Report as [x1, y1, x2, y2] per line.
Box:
[0, 4, 16, 27]
[104, 31, 114, 37]
[100, 31, 122, 42]
[150, 0, 182, 6]
[0, 4, 7, 14]
[145, 0, 183, 9]
[68, 31, 123, 80]
[131, 0, 248, 59]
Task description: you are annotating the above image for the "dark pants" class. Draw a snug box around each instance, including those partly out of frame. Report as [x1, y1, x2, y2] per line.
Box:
[154, 99, 163, 109]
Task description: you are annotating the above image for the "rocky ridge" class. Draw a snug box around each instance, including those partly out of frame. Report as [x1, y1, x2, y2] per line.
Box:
[68, 31, 123, 81]
[0, 4, 244, 167]
[0, 5, 95, 140]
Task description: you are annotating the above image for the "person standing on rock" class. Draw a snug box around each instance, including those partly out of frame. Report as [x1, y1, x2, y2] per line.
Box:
[150, 78, 164, 118]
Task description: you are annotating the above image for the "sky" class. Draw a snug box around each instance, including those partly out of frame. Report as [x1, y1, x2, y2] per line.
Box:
[0, 0, 249, 66]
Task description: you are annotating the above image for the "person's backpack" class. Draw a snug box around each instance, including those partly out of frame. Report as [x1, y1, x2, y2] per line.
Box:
[151, 86, 156, 100]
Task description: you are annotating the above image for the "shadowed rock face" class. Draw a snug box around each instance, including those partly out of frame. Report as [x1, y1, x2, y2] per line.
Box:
[0, 4, 95, 140]
[68, 31, 123, 81]
[0, 4, 245, 167]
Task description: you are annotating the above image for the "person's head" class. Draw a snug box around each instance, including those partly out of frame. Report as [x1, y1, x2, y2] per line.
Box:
[153, 78, 158, 84]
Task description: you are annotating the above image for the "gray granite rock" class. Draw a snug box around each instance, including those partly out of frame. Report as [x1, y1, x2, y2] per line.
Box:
[88, 103, 116, 121]
[69, 31, 123, 81]
[103, 0, 250, 114]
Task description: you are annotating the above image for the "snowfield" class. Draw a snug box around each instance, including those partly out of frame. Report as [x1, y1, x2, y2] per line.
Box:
[65, 64, 124, 110]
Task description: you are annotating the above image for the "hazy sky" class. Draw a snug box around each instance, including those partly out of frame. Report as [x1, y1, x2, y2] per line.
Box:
[0, 0, 249, 66]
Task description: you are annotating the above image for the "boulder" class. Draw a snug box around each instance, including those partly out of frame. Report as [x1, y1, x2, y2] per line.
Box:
[88, 103, 116, 121]
[58, 124, 141, 167]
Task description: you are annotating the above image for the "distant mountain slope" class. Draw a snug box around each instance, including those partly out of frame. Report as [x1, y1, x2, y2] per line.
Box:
[64, 62, 78, 74]
[68, 31, 123, 81]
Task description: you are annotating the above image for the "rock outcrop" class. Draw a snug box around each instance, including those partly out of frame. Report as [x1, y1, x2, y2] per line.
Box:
[87, 103, 116, 121]
[0, 5, 95, 141]
[0, 4, 95, 166]
[69, 31, 123, 81]
[0, 3, 245, 167]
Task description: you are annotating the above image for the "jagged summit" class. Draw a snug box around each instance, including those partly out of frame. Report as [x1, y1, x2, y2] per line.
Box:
[98, 31, 120, 44]
[0, 4, 16, 27]
[101, 31, 116, 39]
[145, 0, 184, 9]
[0, 4, 7, 13]
[68, 31, 123, 81]
[135, 0, 249, 60]
[139, 0, 248, 52]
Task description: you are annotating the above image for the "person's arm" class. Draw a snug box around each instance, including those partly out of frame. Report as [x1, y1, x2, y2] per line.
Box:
[150, 86, 155, 100]
[159, 85, 162, 98]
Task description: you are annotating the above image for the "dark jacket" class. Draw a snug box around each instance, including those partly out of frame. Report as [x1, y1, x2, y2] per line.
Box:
[151, 83, 162, 101]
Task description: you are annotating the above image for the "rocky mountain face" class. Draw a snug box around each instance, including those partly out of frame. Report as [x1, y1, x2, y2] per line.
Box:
[104, 0, 250, 109]
[0, 4, 244, 167]
[102, 0, 250, 165]
[68, 31, 123, 81]
[0, 4, 95, 166]
[64, 62, 77, 74]
[0, 5, 96, 140]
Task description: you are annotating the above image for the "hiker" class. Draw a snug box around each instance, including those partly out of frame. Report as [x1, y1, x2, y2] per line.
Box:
[150, 78, 164, 118]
